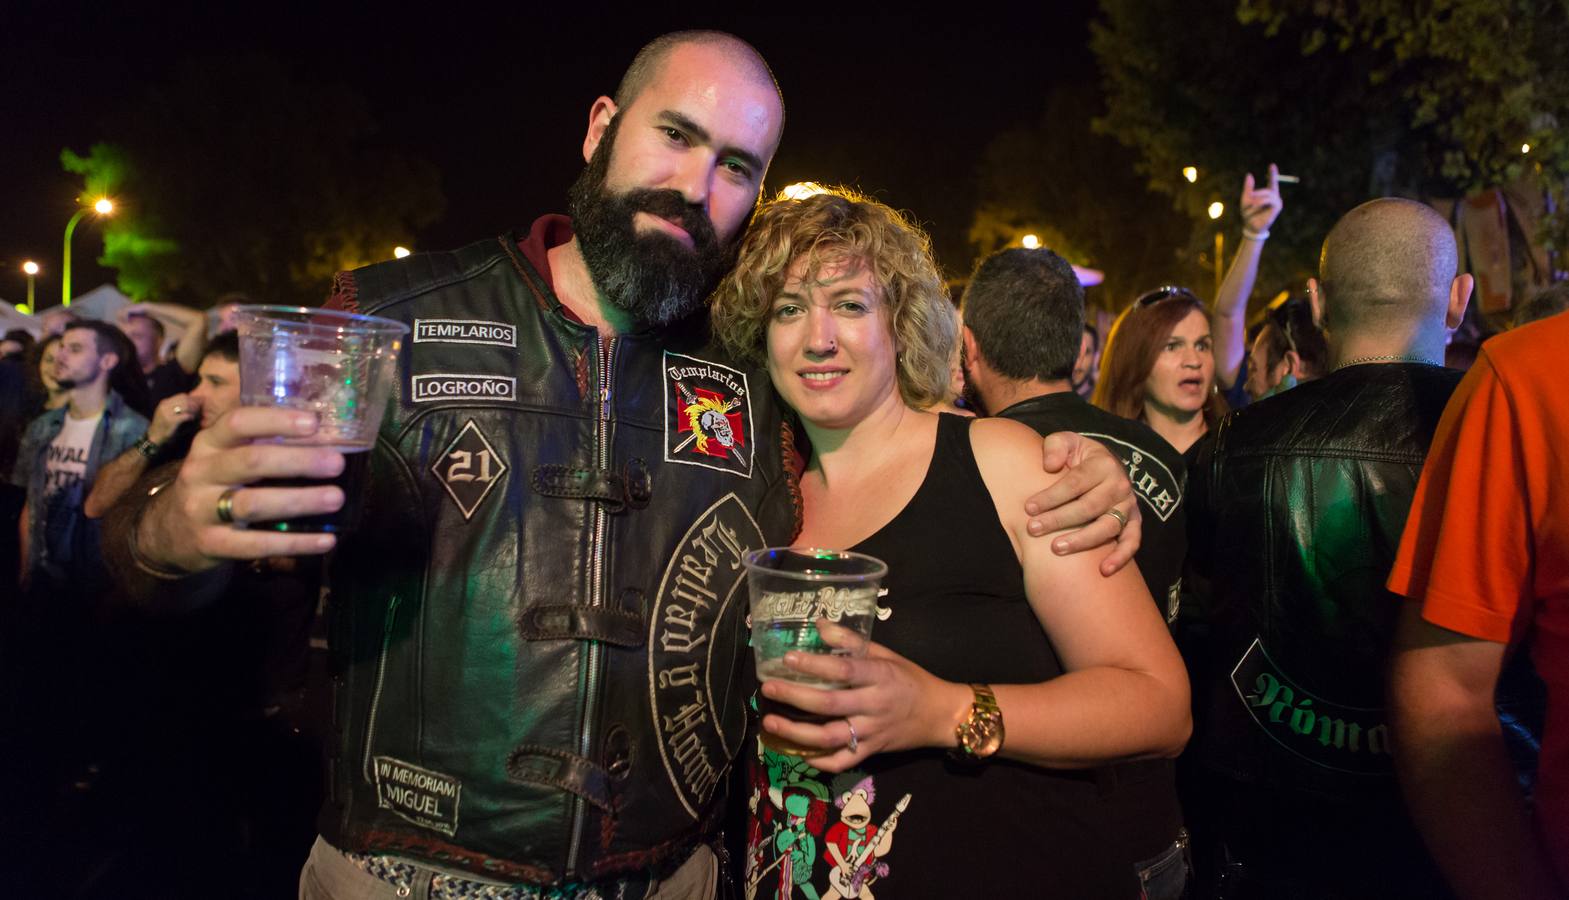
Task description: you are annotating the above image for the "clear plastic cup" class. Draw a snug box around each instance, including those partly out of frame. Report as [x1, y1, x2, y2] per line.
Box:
[745, 547, 887, 755]
[233, 305, 408, 452]
[232, 305, 408, 532]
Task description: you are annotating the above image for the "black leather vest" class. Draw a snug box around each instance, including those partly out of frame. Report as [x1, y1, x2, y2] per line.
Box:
[1183, 363, 1461, 801]
[320, 233, 798, 884]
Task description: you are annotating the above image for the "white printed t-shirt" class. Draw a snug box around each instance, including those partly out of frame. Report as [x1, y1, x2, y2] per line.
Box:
[43, 410, 102, 501]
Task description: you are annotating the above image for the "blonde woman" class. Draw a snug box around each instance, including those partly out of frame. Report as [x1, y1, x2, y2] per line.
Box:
[713, 189, 1191, 899]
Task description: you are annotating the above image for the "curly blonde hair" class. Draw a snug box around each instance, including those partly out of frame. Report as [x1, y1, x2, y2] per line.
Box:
[710, 187, 956, 408]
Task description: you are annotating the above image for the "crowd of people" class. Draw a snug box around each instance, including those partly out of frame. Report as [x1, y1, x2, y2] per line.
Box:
[1, 28, 1564, 900]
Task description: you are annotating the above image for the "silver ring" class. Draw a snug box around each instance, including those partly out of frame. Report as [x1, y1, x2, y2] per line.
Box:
[172, 405, 183, 415]
[216, 488, 240, 525]
[845, 718, 859, 753]
[1101, 506, 1128, 532]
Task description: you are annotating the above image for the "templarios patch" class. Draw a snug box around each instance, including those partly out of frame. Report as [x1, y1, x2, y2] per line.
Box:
[373, 756, 461, 836]
[411, 374, 517, 403]
[663, 352, 753, 478]
[413, 318, 517, 348]
[432, 419, 507, 520]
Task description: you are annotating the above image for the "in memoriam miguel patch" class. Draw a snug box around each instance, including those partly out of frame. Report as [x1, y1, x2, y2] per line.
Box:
[372, 755, 462, 836]
[648, 492, 765, 820]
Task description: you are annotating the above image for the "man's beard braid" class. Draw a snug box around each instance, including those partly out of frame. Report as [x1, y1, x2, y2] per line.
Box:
[566, 115, 741, 328]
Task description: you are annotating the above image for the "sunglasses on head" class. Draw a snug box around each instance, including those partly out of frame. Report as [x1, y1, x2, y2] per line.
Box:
[1134, 285, 1201, 308]
[1266, 296, 1311, 356]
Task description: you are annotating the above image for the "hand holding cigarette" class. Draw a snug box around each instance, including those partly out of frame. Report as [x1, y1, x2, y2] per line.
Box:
[1241, 163, 1285, 234]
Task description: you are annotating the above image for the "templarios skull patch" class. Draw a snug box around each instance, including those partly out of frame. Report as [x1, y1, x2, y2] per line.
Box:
[663, 352, 753, 478]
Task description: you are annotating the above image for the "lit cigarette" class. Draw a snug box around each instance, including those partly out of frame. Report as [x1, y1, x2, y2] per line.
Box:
[1276, 174, 1301, 184]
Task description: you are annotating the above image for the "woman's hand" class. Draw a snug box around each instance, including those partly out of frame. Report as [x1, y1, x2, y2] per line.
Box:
[759, 620, 968, 773]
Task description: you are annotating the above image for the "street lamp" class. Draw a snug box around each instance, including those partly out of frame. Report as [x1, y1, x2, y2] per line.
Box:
[394, 246, 411, 259]
[1021, 233, 1041, 249]
[1183, 166, 1199, 184]
[62, 196, 114, 307]
[21, 261, 39, 314]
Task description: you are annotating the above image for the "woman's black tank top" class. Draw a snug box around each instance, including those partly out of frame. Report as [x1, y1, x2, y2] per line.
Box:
[743, 413, 1183, 898]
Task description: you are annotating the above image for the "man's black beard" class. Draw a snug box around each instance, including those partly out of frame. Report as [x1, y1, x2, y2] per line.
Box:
[566, 116, 739, 329]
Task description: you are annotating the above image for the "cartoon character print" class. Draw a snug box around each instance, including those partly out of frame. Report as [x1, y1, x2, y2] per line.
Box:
[745, 740, 912, 900]
[822, 772, 907, 900]
[747, 742, 830, 900]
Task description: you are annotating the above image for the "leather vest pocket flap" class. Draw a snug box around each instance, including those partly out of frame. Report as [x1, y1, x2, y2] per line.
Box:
[505, 746, 613, 813]
[518, 604, 646, 647]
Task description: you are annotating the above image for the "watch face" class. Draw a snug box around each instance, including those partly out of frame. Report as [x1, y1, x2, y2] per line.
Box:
[952, 685, 1003, 761]
[975, 721, 1003, 757]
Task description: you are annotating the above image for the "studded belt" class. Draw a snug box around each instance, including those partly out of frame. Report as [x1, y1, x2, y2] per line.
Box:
[342, 850, 623, 900]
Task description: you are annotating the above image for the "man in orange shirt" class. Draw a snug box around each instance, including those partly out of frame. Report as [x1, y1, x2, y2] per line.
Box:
[1389, 310, 1569, 900]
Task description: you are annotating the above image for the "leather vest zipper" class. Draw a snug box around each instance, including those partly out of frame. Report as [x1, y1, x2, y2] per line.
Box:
[362, 593, 401, 782]
[567, 335, 616, 876]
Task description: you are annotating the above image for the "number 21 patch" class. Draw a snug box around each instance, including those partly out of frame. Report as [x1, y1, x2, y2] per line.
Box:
[433, 419, 508, 519]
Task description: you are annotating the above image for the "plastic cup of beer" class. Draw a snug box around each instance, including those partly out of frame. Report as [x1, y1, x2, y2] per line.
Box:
[745, 547, 887, 756]
[232, 305, 408, 532]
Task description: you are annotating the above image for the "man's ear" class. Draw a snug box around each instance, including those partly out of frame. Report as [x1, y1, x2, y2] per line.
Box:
[1447, 273, 1474, 331]
[583, 96, 618, 164]
[99, 351, 119, 374]
[961, 325, 980, 367]
[1281, 349, 1302, 379]
[1307, 277, 1325, 331]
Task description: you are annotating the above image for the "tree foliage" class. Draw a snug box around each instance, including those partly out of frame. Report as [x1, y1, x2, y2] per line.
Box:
[61, 144, 179, 299]
[969, 84, 1194, 309]
[1092, 0, 1569, 305]
[62, 55, 445, 306]
[1240, 0, 1569, 250]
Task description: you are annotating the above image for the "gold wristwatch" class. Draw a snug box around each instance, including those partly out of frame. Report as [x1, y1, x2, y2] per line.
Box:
[951, 683, 1004, 763]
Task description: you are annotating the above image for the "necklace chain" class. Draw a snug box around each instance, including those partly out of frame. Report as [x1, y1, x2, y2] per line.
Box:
[1334, 354, 1429, 371]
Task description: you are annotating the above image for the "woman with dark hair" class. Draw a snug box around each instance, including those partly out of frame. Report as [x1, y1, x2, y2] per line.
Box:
[1093, 286, 1227, 460]
[713, 188, 1192, 899]
[95, 322, 154, 419]
[24, 334, 69, 418]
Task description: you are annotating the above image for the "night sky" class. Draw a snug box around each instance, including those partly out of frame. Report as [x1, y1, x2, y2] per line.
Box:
[2, 4, 1103, 306]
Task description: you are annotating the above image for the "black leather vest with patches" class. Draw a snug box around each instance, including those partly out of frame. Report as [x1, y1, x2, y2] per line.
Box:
[320, 232, 798, 885]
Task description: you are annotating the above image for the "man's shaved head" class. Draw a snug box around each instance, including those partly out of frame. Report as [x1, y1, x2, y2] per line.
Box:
[615, 31, 783, 126]
[1319, 198, 1459, 336]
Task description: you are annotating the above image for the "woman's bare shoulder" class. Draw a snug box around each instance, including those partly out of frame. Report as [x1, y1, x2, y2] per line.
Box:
[968, 416, 1054, 468]
[965, 416, 1062, 506]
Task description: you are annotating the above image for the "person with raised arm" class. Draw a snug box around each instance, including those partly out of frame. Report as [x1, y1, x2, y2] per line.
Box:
[1211, 165, 1283, 401]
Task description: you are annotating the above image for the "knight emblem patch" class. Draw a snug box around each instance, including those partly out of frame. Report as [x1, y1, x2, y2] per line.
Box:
[663, 352, 753, 478]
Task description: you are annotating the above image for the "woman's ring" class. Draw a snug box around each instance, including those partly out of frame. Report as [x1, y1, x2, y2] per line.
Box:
[1102, 506, 1128, 532]
[216, 488, 240, 525]
[172, 405, 184, 415]
[845, 718, 859, 753]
